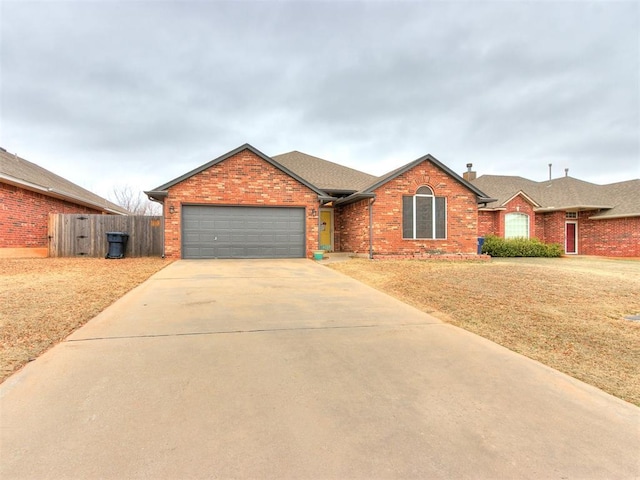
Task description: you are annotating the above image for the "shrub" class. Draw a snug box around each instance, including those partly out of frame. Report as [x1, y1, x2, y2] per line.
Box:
[481, 235, 563, 257]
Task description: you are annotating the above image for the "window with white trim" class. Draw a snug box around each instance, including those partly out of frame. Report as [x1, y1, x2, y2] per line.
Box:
[504, 212, 529, 239]
[565, 212, 578, 219]
[402, 186, 446, 239]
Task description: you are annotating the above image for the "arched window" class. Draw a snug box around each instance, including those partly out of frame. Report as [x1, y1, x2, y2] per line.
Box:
[402, 186, 447, 239]
[505, 213, 529, 239]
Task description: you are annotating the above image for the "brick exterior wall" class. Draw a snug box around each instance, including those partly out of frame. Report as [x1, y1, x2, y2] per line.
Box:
[336, 199, 370, 254]
[577, 214, 640, 257]
[163, 150, 320, 259]
[0, 182, 104, 248]
[478, 202, 640, 257]
[338, 161, 480, 256]
[539, 211, 566, 246]
[477, 210, 498, 238]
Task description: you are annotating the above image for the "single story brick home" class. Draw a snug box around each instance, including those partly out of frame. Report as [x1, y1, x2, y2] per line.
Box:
[0, 148, 129, 258]
[145, 143, 494, 259]
[467, 168, 640, 257]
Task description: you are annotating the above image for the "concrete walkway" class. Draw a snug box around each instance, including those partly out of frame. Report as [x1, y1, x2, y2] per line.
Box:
[1, 259, 638, 479]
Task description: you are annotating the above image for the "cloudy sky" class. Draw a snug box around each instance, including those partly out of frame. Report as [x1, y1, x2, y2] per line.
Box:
[1, 0, 638, 205]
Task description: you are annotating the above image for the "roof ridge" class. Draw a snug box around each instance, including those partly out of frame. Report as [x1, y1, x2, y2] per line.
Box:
[271, 150, 377, 192]
[273, 150, 377, 177]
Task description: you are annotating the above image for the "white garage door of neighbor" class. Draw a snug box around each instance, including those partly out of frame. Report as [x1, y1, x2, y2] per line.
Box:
[181, 205, 306, 259]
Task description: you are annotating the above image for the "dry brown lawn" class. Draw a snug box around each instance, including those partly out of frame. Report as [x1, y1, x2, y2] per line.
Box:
[330, 256, 640, 406]
[0, 257, 171, 383]
[2, 256, 638, 406]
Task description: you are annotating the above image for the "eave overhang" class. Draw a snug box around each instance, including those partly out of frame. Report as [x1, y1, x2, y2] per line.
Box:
[334, 192, 376, 206]
[478, 206, 506, 211]
[144, 190, 169, 202]
[1, 173, 128, 215]
[534, 204, 613, 213]
[319, 189, 358, 197]
[588, 213, 640, 220]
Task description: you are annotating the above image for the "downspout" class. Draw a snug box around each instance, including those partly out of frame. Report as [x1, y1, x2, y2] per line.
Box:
[318, 201, 322, 251]
[161, 203, 166, 258]
[369, 197, 376, 259]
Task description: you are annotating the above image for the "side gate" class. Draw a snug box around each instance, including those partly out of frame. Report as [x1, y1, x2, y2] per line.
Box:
[76, 215, 91, 256]
[48, 214, 164, 257]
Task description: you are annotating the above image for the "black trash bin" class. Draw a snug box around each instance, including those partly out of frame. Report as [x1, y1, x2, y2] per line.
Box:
[477, 236, 485, 255]
[106, 232, 129, 259]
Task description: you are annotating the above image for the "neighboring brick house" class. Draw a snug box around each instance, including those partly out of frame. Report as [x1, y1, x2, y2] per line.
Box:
[145, 144, 493, 259]
[0, 148, 129, 257]
[467, 168, 640, 257]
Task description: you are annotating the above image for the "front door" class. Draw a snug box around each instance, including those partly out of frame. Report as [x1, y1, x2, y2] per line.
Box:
[319, 209, 333, 251]
[565, 222, 577, 254]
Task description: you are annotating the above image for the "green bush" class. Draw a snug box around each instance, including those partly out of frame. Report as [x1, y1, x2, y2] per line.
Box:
[481, 235, 563, 257]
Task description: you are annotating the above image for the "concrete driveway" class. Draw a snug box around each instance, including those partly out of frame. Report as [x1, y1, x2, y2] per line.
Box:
[1, 259, 638, 479]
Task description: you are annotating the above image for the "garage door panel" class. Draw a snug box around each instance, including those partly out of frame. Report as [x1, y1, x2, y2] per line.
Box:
[214, 247, 233, 257]
[182, 206, 305, 259]
[231, 246, 249, 257]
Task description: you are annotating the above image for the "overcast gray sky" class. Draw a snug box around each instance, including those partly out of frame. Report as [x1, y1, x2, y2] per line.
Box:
[1, 0, 638, 203]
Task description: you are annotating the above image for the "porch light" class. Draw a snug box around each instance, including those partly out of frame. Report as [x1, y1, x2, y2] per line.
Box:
[169, 205, 175, 214]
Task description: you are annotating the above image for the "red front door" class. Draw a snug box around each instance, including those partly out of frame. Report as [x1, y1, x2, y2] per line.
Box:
[565, 222, 577, 254]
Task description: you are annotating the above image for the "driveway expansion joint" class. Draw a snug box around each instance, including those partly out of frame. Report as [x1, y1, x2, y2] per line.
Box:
[66, 322, 443, 342]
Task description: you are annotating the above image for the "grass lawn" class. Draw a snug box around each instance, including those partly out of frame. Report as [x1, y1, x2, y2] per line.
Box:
[0, 257, 171, 383]
[329, 256, 640, 406]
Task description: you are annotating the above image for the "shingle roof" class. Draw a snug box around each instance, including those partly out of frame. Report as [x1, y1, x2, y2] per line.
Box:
[0, 148, 129, 215]
[148, 145, 492, 205]
[272, 151, 378, 192]
[597, 180, 640, 219]
[472, 175, 640, 219]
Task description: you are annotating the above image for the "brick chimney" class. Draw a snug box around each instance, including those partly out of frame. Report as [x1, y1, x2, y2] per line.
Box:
[463, 163, 476, 181]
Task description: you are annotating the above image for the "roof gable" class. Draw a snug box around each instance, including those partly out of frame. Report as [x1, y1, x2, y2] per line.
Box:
[147, 144, 327, 199]
[336, 153, 493, 205]
[502, 190, 541, 208]
[472, 175, 540, 209]
[0, 148, 129, 215]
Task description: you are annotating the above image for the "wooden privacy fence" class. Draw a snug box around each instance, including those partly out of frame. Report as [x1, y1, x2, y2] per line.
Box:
[48, 214, 164, 257]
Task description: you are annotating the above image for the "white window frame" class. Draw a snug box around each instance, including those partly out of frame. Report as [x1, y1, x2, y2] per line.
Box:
[504, 212, 530, 239]
[403, 186, 447, 240]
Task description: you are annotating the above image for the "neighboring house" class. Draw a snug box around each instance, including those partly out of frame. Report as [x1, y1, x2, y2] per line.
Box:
[467, 168, 640, 257]
[145, 143, 493, 259]
[0, 148, 129, 257]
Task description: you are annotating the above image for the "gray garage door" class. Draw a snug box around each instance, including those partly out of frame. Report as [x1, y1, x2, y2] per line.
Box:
[182, 206, 306, 259]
